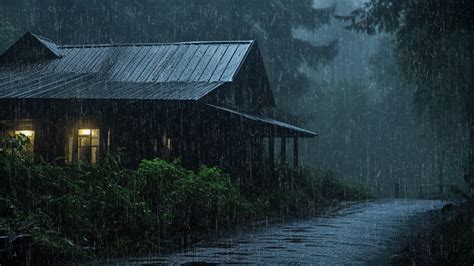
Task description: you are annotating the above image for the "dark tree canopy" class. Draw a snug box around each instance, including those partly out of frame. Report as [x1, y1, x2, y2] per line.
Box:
[346, 0, 474, 188]
[345, 0, 473, 109]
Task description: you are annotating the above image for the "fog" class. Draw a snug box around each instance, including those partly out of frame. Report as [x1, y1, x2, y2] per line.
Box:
[294, 0, 467, 197]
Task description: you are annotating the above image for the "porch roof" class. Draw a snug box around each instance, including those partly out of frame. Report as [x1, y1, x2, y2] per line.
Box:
[208, 104, 317, 138]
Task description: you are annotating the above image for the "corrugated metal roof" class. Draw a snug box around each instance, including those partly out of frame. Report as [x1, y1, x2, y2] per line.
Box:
[0, 33, 255, 100]
[21, 40, 254, 83]
[208, 104, 317, 138]
[0, 71, 224, 100]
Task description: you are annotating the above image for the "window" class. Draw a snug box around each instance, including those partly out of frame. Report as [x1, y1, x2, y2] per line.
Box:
[15, 130, 35, 153]
[163, 135, 172, 150]
[0, 120, 35, 153]
[77, 129, 100, 164]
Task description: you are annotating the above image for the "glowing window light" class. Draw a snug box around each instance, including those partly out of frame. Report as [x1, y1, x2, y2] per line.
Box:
[14, 130, 35, 152]
[78, 129, 92, 136]
[15, 130, 34, 138]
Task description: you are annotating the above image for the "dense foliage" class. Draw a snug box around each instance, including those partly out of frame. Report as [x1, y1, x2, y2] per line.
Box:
[0, 135, 371, 262]
[0, 136, 252, 262]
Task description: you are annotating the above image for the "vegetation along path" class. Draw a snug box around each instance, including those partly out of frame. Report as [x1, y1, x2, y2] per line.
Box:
[95, 199, 444, 264]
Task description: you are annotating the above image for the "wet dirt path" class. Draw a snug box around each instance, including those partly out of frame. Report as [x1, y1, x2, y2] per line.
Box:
[93, 199, 444, 265]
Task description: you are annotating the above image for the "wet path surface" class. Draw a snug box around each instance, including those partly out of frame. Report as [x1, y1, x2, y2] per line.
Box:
[98, 199, 444, 265]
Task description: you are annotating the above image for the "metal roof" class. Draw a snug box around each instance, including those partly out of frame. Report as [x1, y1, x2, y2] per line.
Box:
[0, 71, 224, 100]
[0, 33, 255, 100]
[1, 34, 253, 83]
[208, 104, 317, 138]
[29, 33, 62, 58]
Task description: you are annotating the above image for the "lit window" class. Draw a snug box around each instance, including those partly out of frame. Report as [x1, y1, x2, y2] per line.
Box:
[77, 129, 100, 164]
[166, 138, 172, 150]
[78, 129, 91, 136]
[163, 135, 172, 150]
[15, 130, 34, 138]
[1, 120, 35, 153]
[15, 130, 35, 153]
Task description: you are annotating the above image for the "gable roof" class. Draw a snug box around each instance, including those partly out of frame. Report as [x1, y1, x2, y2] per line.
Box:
[0, 33, 271, 102]
[52, 41, 253, 83]
[31, 33, 62, 58]
[0, 32, 62, 61]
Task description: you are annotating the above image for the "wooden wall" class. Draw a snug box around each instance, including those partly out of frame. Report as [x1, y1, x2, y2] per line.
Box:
[0, 99, 268, 190]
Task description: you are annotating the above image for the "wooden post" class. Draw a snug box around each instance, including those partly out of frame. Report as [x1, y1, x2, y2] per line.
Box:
[72, 124, 78, 163]
[53, 120, 67, 164]
[293, 137, 299, 168]
[269, 137, 275, 170]
[99, 128, 109, 158]
[281, 137, 286, 165]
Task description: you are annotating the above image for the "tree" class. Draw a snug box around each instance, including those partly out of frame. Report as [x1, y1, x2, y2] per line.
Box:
[345, 0, 474, 192]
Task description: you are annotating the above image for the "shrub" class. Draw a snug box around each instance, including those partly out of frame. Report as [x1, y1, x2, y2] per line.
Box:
[135, 158, 191, 215]
[0, 135, 372, 261]
[171, 166, 252, 232]
[0, 137, 159, 260]
[267, 166, 373, 217]
[135, 159, 252, 241]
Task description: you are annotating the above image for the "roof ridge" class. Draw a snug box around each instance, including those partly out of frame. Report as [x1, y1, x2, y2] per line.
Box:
[29, 32, 60, 46]
[59, 40, 255, 49]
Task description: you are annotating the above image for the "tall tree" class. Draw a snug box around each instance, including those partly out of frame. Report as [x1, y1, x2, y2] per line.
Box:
[345, 0, 474, 191]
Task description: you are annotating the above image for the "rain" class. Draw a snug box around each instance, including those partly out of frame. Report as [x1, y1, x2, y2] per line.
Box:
[0, 0, 472, 265]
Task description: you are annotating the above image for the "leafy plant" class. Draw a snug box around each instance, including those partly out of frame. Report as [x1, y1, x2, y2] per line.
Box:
[0, 135, 372, 261]
[267, 166, 373, 217]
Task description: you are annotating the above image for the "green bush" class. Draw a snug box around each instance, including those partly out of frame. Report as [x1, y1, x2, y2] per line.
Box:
[171, 166, 252, 231]
[0, 140, 159, 259]
[267, 166, 373, 217]
[0, 141, 255, 259]
[0, 135, 372, 261]
[135, 159, 252, 241]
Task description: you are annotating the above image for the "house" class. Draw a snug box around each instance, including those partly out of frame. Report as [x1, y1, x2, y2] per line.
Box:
[0, 32, 316, 186]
